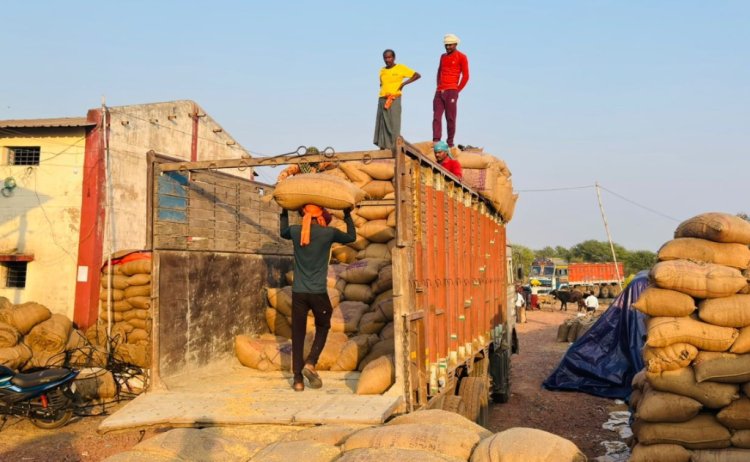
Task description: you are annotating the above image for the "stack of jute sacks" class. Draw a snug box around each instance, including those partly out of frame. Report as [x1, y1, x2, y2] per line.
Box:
[0, 298, 117, 402]
[91, 251, 153, 369]
[104, 409, 586, 462]
[629, 212, 750, 462]
[556, 314, 598, 343]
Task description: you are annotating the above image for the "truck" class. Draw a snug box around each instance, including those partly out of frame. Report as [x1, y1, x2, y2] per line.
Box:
[530, 258, 624, 298]
[99, 138, 519, 432]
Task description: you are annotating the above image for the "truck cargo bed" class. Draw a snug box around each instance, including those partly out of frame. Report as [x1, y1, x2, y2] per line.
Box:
[99, 360, 402, 433]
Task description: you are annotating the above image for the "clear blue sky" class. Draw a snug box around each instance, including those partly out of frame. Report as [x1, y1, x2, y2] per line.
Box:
[2, 1, 748, 252]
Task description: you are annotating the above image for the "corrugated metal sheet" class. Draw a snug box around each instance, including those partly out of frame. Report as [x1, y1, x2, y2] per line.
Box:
[0, 117, 94, 129]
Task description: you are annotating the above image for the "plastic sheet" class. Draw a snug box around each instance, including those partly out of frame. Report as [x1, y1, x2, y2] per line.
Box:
[542, 271, 649, 399]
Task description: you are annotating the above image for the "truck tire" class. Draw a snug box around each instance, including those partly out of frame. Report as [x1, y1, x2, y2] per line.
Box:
[599, 286, 610, 298]
[490, 348, 511, 404]
[459, 377, 488, 426]
[440, 395, 466, 416]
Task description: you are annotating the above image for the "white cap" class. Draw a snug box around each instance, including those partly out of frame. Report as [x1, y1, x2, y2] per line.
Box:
[444, 33, 460, 45]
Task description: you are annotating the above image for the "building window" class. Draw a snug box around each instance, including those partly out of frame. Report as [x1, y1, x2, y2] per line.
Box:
[7, 146, 41, 166]
[3, 262, 28, 288]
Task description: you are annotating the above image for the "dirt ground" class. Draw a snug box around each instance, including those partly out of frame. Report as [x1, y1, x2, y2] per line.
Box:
[1, 302, 625, 461]
[487, 303, 625, 459]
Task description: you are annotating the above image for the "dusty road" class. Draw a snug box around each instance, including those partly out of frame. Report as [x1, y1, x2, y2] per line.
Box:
[487, 306, 624, 459]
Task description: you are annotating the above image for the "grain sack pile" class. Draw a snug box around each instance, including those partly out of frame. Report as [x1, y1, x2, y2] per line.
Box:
[556, 314, 599, 343]
[629, 212, 750, 462]
[94, 251, 153, 369]
[104, 409, 585, 462]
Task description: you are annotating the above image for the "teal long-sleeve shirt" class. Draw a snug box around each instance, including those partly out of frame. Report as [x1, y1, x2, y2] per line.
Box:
[280, 210, 356, 293]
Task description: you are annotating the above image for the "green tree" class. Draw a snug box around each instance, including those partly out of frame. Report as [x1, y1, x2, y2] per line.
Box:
[623, 250, 657, 275]
[569, 240, 627, 263]
[510, 244, 535, 282]
[534, 246, 557, 260]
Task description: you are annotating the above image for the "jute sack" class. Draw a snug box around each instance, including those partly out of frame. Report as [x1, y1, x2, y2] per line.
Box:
[332, 334, 377, 371]
[658, 238, 750, 269]
[372, 289, 393, 307]
[328, 288, 342, 308]
[99, 289, 125, 302]
[345, 422, 478, 460]
[119, 259, 151, 276]
[122, 309, 150, 322]
[386, 409, 493, 440]
[698, 294, 750, 327]
[74, 368, 117, 400]
[344, 284, 375, 304]
[357, 243, 391, 260]
[628, 443, 691, 462]
[126, 318, 151, 331]
[99, 309, 124, 323]
[101, 299, 134, 313]
[370, 265, 393, 295]
[643, 343, 699, 373]
[691, 449, 750, 462]
[372, 298, 394, 321]
[0, 302, 51, 335]
[358, 310, 387, 335]
[716, 396, 750, 430]
[630, 388, 643, 410]
[100, 274, 130, 290]
[339, 259, 389, 284]
[273, 173, 366, 210]
[361, 180, 394, 200]
[646, 367, 739, 408]
[330, 304, 364, 334]
[266, 307, 293, 338]
[566, 321, 580, 343]
[693, 351, 750, 383]
[386, 211, 396, 227]
[0, 343, 32, 370]
[130, 427, 260, 462]
[0, 322, 20, 348]
[321, 167, 352, 181]
[114, 341, 150, 368]
[339, 162, 373, 187]
[251, 440, 341, 462]
[0, 297, 10, 311]
[357, 160, 395, 181]
[470, 427, 586, 462]
[636, 388, 702, 422]
[674, 212, 750, 245]
[267, 286, 293, 317]
[236, 334, 272, 370]
[235, 334, 292, 372]
[358, 220, 395, 243]
[634, 413, 731, 449]
[332, 244, 357, 263]
[356, 354, 394, 395]
[349, 234, 370, 251]
[632, 369, 647, 389]
[304, 332, 349, 371]
[633, 287, 696, 317]
[732, 430, 750, 448]
[380, 322, 394, 340]
[647, 316, 738, 351]
[127, 274, 151, 286]
[26, 313, 72, 369]
[731, 326, 750, 353]
[127, 296, 150, 311]
[124, 284, 151, 298]
[651, 260, 747, 299]
[339, 447, 464, 462]
[357, 204, 394, 221]
[281, 424, 370, 447]
[557, 320, 572, 342]
[358, 339, 394, 371]
[456, 151, 497, 170]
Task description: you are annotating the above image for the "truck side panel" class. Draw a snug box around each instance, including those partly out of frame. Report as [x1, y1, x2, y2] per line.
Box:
[569, 262, 624, 284]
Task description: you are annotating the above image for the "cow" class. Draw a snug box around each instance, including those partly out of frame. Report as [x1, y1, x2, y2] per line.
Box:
[550, 289, 585, 312]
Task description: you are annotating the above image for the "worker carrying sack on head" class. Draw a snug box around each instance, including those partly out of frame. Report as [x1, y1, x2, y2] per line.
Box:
[276, 146, 336, 182]
[280, 204, 356, 391]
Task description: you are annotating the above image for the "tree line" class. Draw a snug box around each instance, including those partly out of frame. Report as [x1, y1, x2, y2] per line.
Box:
[511, 240, 657, 278]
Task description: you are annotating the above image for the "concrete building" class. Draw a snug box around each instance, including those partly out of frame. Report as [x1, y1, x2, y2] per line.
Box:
[0, 100, 253, 327]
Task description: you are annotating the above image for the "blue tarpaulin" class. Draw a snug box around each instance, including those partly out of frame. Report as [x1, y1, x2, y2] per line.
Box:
[542, 271, 649, 399]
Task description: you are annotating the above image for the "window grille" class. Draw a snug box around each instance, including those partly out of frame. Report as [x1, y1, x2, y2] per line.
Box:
[8, 147, 41, 166]
[3, 262, 27, 288]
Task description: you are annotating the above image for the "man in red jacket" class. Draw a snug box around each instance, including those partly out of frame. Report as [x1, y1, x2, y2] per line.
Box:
[434, 141, 462, 178]
[433, 33, 469, 148]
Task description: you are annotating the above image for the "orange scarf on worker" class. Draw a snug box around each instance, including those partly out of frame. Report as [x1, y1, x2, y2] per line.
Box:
[300, 205, 327, 246]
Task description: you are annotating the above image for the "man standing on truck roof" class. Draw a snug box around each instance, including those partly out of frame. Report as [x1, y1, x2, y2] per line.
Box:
[280, 205, 356, 391]
[374, 49, 421, 150]
[433, 141, 463, 178]
[433, 33, 469, 149]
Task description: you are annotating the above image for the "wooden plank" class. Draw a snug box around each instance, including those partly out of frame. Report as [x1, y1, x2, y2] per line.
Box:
[158, 149, 395, 172]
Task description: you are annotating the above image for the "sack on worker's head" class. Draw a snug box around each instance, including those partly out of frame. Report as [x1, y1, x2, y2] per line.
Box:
[650, 260, 747, 298]
[0, 302, 52, 335]
[470, 427, 586, 462]
[273, 172, 367, 210]
[674, 212, 750, 245]
[658, 237, 750, 269]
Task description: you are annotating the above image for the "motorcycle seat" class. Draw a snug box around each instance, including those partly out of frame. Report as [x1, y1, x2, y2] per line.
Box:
[10, 368, 72, 388]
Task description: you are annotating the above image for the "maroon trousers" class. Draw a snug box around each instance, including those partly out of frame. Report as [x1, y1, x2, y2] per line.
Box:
[432, 89, 459, 146]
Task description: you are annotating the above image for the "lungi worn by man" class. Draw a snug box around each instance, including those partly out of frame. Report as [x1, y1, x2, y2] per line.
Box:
[374, 49, 421, 149]
[280, 205, 356, 391]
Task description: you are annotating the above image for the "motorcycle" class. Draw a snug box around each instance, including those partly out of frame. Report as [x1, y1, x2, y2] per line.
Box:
[0, 364, 79, 429]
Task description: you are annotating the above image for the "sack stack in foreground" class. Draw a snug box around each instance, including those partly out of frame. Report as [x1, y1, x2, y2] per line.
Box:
[629, 213, 750, 462]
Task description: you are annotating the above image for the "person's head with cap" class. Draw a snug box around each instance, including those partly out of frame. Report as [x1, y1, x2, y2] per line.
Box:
[433, 140, 453, 163]
[443, 33, 460, 53]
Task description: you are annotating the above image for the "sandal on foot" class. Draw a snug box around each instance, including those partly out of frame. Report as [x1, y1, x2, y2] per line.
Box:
[302, 366, 322, 389]
[293, 380, 304, 392]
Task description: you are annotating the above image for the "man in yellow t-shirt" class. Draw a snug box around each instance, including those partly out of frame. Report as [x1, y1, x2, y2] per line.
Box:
[374, 49, 421, 150]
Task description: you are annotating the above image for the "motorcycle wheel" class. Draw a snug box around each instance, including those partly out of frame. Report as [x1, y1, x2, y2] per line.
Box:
[30, 389, 74, 429]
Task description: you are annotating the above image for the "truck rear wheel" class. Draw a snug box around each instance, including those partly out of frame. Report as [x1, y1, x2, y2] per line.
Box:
[490, 348, 511, 404]
[458, 377, 488, 426]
